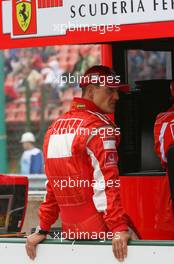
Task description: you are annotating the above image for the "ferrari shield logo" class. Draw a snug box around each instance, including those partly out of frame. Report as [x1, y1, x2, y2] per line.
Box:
[16, 1, 31, 32]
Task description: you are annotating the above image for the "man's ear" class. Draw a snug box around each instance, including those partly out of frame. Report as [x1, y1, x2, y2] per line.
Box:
[86, 85, 95, 99]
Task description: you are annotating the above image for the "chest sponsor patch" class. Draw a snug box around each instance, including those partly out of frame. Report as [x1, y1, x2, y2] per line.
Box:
[104, 151, 117, 167]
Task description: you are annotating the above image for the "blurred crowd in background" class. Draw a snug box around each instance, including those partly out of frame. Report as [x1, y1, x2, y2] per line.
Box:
[4, 45, 101, 123]
[128, 50, 170, 85]
[3, 46, 169, 173]
[4, 45, 101, 172]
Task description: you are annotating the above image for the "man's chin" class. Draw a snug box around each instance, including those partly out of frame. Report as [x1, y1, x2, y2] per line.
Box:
[106, 109, 115, 114]
[109, 107, 116, 113]
[99, 106, 115, 114]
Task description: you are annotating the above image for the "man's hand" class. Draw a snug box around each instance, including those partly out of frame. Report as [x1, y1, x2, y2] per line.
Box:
[112, 230, 136, 262]
[25, 233, 46, 260]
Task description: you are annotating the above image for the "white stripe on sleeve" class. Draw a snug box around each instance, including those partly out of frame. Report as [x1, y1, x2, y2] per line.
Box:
[86, 147, 107, 212]
[159, 122, 168, 163]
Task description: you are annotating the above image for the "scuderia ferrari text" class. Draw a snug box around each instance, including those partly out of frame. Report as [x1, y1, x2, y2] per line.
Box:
[70, 0, 174, 19]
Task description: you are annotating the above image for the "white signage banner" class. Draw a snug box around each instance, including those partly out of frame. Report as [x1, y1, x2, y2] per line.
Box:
[2, 0, 174, 39]
[0, 240, 174, 264]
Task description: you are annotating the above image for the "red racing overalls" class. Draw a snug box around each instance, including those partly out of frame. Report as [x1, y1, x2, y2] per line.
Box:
[154, 105, 174, 233]
[39, 97, 136, 238]
[154, 105, 174, 168]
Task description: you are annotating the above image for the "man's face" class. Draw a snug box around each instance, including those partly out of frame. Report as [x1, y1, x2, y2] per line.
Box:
[22, 142, 32, 150]
[92, 85, 119, 113]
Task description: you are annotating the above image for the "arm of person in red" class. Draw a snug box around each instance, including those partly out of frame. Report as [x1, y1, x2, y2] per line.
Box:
[86, 127, 138, 261]
[26, 128, 60, 260]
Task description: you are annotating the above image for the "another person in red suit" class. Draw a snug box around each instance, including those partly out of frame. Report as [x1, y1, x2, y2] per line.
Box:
[154, 81, 174, 209]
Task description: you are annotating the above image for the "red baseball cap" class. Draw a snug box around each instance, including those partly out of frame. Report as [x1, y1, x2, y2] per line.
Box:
[79, 65, 130, 93]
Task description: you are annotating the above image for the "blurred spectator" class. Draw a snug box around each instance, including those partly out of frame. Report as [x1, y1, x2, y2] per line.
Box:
[20, 132, 44, 174]
[4, 74, 17, 102]
[22, 63, 42, 91]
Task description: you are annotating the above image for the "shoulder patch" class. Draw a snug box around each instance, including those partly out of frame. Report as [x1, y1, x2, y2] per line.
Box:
[105, 151, 118, 167]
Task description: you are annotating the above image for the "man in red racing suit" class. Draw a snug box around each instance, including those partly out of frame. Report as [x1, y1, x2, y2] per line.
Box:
[154, 81, 174, 231]
[154, 104, 174, 168]
[26, 65, 138, 262]
[154, 81, 174, 170]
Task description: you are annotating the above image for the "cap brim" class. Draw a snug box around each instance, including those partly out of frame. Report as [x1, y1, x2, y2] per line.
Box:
[105, 83, 130, 93]
[80, 82, 130, 92]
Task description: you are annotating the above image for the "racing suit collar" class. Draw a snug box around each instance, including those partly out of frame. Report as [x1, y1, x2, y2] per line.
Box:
[71, 97, 105, 114]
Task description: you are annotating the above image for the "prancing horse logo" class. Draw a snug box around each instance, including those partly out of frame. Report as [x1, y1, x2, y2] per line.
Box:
[16, 1, 32, 32]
